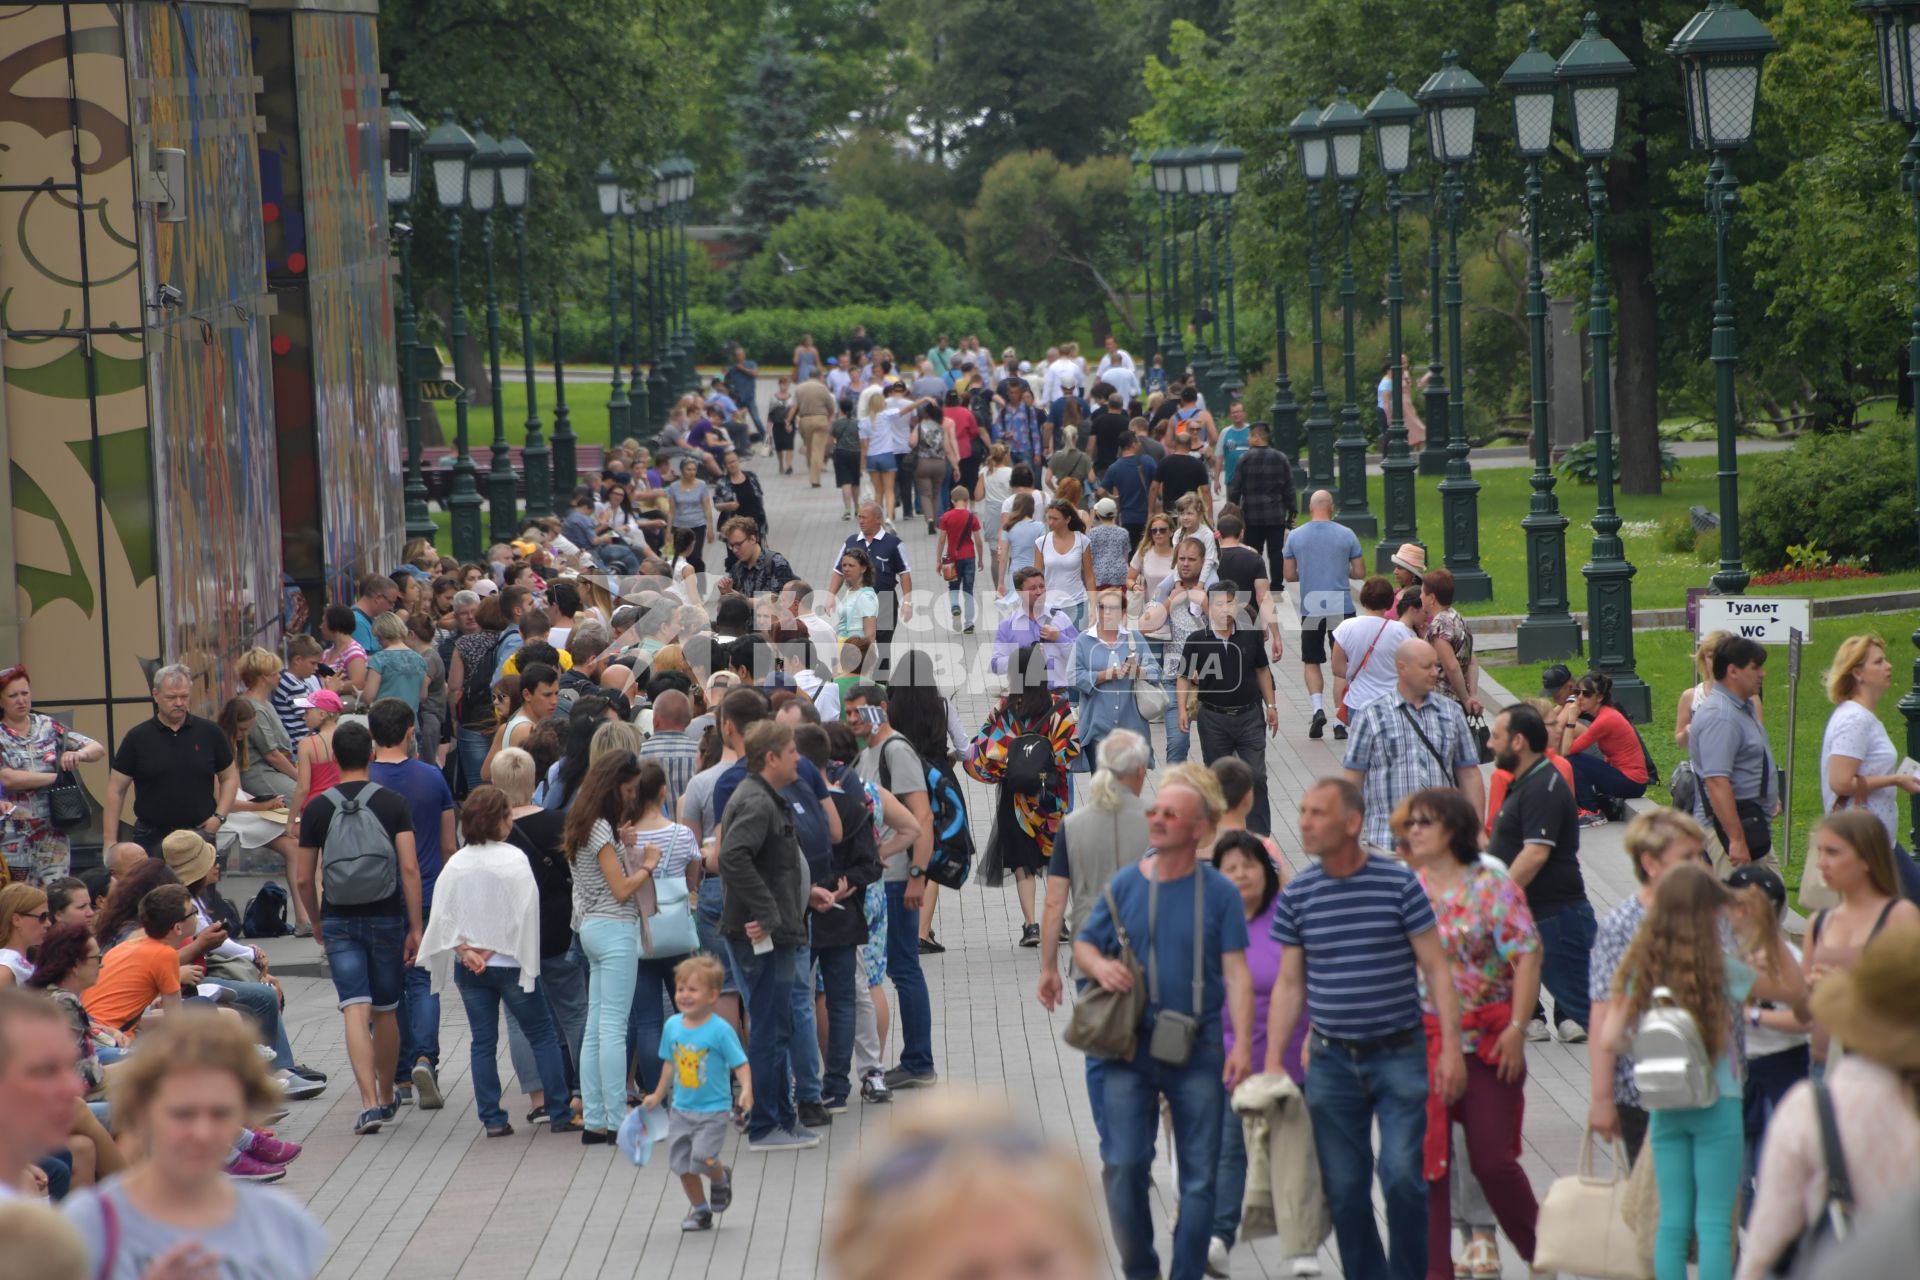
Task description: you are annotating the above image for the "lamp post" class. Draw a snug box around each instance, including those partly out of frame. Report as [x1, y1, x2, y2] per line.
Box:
[1179, 148, 1213, 403]
[645, 167, 670, 431]
[549, 294, 576, 493]
[469, 133, 519, 546]
[422, 120, 483, 560]
[594, 163, 630, 446]
[1135, 155, 1159, 369]
[1151, 149, 1186, 382]
[1502, 32, 1583, 661]
[1367, 76, 1423, 571]
[497, 135, 547, 518]
[676, 159, 697, 390]
[1859, 0, 1920, 844]
[384, 95, 435, 545]
[1213, 144, 1245, 402]
[1319, 91, 1376, 538]
[1290, 102, 1337, 507]
[1669, 0, 1777, 596]
[1418, 184, 1450, 476]
[1558, 12, 1651, 722]
[1264, 139, 1302, 469]
[1417, 53, 1494, 602]
[623, 186, 652, 440]
[1195, 144, 1228, 405]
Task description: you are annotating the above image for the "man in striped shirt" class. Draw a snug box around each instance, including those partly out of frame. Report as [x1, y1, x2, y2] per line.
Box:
[1265, 777, 1465, 1280]
[272, 635, 324, 745]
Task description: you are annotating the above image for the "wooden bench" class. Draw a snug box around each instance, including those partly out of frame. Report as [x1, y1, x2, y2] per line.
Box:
[417, 444, 606, 507]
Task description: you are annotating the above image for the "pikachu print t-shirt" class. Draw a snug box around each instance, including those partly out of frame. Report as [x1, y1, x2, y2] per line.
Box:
[659, 1012, 749, 1113]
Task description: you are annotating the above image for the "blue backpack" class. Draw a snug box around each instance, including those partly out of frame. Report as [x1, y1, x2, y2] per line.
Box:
[242, 881, 292, 938]
[881, 738, 975, 890]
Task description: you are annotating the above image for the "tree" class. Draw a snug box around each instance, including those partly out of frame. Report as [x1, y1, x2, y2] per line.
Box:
[731, 27, 826, 245]
[738, 198, 965, 308]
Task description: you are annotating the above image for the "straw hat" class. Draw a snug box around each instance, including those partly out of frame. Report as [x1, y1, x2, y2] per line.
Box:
[1390, 543, 1428, 579]
[1809, 924, 1920, 1069]
[160, 830, 217, 885]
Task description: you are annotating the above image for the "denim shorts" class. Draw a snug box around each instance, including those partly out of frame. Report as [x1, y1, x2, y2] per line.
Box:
[866, 450, 899, 474]
[323, 913, 407, 1012]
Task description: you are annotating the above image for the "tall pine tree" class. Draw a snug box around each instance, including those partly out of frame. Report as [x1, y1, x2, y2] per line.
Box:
[731, 28, 825, 247]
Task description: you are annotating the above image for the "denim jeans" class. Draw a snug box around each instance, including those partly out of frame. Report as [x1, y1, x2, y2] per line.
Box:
[321, 913, 407, 1010]
[457, 965, 571, 1130]
[506, 943, 587, 1098]
[947, 558, 977, 627]
[1569, 752, 1650, 811]
[883, 880, 935, 1075]
[202, 978, 294, 1071]
[1083, 1041, 1110, 1156]
[1102, 1048, 1227, 1280]
[628, 952, 684, 1098]
[1534, 900, 1597, 1031]
[728, 936, 798, 1139]
[394, 955, 440, 1083]
[788, 940, 822, 1105]
[1650, 1095, 1744, 1280]
[455, 726, 491, 798]
[1195, 704, 1270, 834]
[578, 918, 640, 1131]
[1302, 1035, 1430, 1280]
[817, 944, 859, 1106]
[1161, 666, 1191, 764]
[1212, 1083, 1248, 1246]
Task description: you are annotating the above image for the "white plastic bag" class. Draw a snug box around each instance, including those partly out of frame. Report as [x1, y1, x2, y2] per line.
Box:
[616, 1103, 672, 1167]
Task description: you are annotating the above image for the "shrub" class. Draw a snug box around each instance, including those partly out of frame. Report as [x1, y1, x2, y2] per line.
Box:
[1554, 439, 1679, 484]
[1656, 510, 1697, 554]
[1744, 420, 1918, 572]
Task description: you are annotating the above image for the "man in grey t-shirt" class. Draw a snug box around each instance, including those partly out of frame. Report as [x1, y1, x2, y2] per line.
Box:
[1689, 636, 1777, 875]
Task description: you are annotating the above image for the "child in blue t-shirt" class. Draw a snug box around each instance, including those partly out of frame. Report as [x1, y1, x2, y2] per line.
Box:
[643, 954, 751, 1232]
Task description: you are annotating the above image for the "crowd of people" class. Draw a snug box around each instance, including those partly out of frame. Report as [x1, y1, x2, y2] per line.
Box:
[2, 328, 1917, 1280]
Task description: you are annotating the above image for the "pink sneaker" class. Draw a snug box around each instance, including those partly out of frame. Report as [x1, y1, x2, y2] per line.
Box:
[225, 1152, 286, 1182]
[244, 1130, 303, 1165]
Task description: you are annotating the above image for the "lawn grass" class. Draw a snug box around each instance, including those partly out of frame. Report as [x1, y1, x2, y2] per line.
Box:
[426, 378, 662, 455]
[1488, 612, 1920, 901]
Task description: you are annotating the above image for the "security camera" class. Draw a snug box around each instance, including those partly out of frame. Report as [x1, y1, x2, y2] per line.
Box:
[155, 283, 184, 308]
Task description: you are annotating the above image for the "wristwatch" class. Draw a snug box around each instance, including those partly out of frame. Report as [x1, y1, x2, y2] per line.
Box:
[907, 865, 927, 880]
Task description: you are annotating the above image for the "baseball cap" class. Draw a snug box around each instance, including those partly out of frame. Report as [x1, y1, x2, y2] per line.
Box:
[473, 577, 500, 597]
[1093, 497, 1118, 518]
[1539, 664, 1573, 696]
[293, 688, 343, 713]
[1726, 863, 1787, 915]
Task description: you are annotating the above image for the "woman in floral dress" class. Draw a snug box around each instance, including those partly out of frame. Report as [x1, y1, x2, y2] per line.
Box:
[0, 664, 105, 886]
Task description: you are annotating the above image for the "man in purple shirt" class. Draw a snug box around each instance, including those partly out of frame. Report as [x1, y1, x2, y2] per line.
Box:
[991, 568, 1079, 687]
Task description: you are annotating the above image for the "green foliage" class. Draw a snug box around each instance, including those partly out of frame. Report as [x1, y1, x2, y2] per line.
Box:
[1656, 511, 1698, 555]
[736, 199, 964, 310]
[828, 132, 967, 248]
[1745, 422, 1919, 572]
[688, 304, 995, 367]
[1554, 440, 1680, 485]
[730, 28, 826, 245]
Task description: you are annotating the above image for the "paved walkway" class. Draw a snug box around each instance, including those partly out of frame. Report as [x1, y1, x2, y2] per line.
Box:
[236, 456, 1654, 1280]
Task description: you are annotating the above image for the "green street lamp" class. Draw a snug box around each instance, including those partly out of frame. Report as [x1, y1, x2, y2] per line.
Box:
[646, 166, 671, 429]
[1176, 147, 1214, 404]
[497, 134, 548, 519]
[594, 162, 631, 445]
[1132, 154, 1159, 368]
[1502, 31, 1583, 662]
[468, 133, 519, 546]
[674, 159, 698, 390]
[1859, 0, 1920, 846]
[621, 184, 652, 439]
[384, 95, 435, 546]
[1418, 180, 1450, 476]
[549, 293, 576, 493]
[1211, 144, 1245, 403]
[423, 119, 483, 561]
[1669, 0, 1777, 596]
[1290, 101, 1337, 508]
[1151, 148, 1186, 382]
[1558, 11, 1651, 722]
[1367, 75, 1424, 571]
[1319, 90, 1377, 538]
[1195, 143, 1230, 405]
[1263, 145, 1302, 471]
[1416, 52, 1493, 602]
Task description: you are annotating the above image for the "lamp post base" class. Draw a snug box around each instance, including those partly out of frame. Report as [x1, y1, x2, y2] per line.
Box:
[449, 492, 484, 563]
[1582, 557, 1652, 723]
[1515, 616, 1583, 664]
[1417, 444, 1449, 475]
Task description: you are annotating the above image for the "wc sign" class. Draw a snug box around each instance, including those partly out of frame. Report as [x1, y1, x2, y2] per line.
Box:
[1695, 597, 1810, 646]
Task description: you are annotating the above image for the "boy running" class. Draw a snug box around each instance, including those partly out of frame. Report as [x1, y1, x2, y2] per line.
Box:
[643, 954, 752, 1231]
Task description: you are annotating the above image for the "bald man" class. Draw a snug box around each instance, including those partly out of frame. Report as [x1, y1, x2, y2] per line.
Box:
[1342, 636, 1484, 852]
[638, 689, 699, 822]
[105, 841, 150, 885]
[1283, 489, 1365, 739]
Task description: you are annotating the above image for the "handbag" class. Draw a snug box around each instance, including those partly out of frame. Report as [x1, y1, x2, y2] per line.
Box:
[1466, 711, 1494, 765]
[636, 863, 699, 959]
[46, 769, 89, 830]
[1063, 884, 1147, 1061]
[1127, 636, 1168, 723]
[1336, 618, 1391, 726]
[1767, 1083, 1853, 1279]
[1145, 864, 1207, 1067]
[1533, 1128, 1650, 1280]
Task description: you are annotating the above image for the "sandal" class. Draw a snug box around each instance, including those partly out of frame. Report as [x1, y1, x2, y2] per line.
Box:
[1464, 1235, 1501, 1279]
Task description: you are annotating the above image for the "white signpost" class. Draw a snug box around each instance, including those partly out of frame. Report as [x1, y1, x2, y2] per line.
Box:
[1695, 596, 1810, 645]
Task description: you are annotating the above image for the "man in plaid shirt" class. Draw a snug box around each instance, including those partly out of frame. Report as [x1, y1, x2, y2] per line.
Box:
[1342, 637, 1485, 851]
[1225, 421, 1296, 573]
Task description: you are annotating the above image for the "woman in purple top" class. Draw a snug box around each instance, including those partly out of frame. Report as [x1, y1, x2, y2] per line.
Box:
[1209, 829, 1308, 1270]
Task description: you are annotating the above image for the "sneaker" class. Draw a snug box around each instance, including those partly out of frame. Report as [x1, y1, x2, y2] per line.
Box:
[1557, 1019, 1589, 1044]
[392, 1084, 413, 1107]
[261, 1107, 289, 1126]
[919, 934, 946, 955]
[1207, 1236, 1231, 1277]
[273, 1069, 325, 1101]
[951, 606, 962, 619]
[747, 1128, 820, 1152]
[353, 1108, 385, 1135]
[681, 1207, 715, 1231]
[882, 1066, 938, 1091]
[797, 1100, 834, 1130]
[860, 1072, 893, 1104]
[963, 624, 975, 635]
[1060, 923, 1072, 944]
[246, 1132, 303, 1165]
[289, 1063, 328, 1083]
[1332, 721, 1348, 740]
[1578, 808, 1609, 829]
[379, 1100, 402, 1126]
[1525, 1018, 1551, 1043]
[226, 1153, 286, 1182]
[412, 1059, 445, 1111]
[1019, 923, 1040, 948]
[709, 1168, 733, 1212]
[1308, 709, 1326, 740]
[253, 1043, 277, 1060]
[1288, 1256, 1323, 1277]
[823, 1097, 850, 1115]
[485, 1122, 514, 1138]
[842, 510, 851, 521]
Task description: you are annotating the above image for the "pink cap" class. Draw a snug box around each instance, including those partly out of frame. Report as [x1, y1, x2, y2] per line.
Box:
[293, 689, 344, 713]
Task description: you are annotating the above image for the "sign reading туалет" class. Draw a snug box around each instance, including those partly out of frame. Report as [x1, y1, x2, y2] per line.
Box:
[1695, 597, 1810, 646]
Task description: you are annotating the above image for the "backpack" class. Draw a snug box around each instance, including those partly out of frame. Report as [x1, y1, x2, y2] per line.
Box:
[1629, 986, 1719, 1110]
[318, 784, 399, 907]
[242, 882, 293, 938]
[459, 634, 501, 721]
[1005, 732, 1055, 796]
[880, 736, 975, 890]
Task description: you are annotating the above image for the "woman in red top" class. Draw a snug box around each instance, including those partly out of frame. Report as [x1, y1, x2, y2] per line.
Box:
[1554, 671, 1649, 823]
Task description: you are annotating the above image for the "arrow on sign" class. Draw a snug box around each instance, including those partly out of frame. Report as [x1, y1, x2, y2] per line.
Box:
[418, 379, 466, 402]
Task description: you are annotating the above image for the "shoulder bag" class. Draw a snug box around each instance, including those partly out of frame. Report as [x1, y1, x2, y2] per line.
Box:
[1127, 633, 1169, 723]
[1533, 1127, 1651, 1280]
[1398, 703, 1459, 787]
[46, 769, 90, 830]
[1766, 1083, 1852, 1279]
[1145, 864, 1208, 1066]
[1336, 618, 1391, 726]
[1063, 883, 1147, 1061]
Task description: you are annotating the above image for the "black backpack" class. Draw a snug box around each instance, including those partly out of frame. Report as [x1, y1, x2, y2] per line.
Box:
[242, 882, 292, 938]
[1005, 732, 1054, 796]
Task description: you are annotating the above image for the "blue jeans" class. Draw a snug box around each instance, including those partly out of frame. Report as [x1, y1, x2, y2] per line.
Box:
[506, 943, 587, 1099]
[1084, 1050, 1110, 1153]
[578, 918, 639, 1132]
[1570, 752, 1650, 811]
[1162, 666, 1191, 764]
[455, 726, 491, 797]
[628, 952, 684, 1099]
[727, 936, 798, 1139]
[456, 965, 571, 1130]
[594, 541, 642, 576]
[817, 944, 858, 1106]
[1650, 1096, 1744, 1280]
[394, 951, 440, 1083]
[321, 913, 407, 1011]
[884, 881, 934, 1075]
[1535, 900, 1597, 1030]
[788, 940, 822, 1105]
[1212, 1084, 1248, 1246]
[947, 558, 977, 627]
[1102, 1048, 1227, 1280]
[1302, 1035, 1430, 1280]
[202, 978, 294, 1071]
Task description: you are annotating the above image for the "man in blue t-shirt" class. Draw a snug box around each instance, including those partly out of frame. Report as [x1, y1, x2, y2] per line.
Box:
[1099, 430, 1158, 550]
[367, 698, 456, 1110]
[1074, 764, 1253, 1280]
[1281, 491, 1366, 740]
[1265, 777, 1463, 1280]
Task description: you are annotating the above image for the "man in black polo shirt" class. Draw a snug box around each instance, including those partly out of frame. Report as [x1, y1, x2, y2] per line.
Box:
[1152, 429, 1211, 521]
[1175, 583, 1279, 834]
[103, 664, 237, 855]
[1214, 512, 1284, 661]
[1485, 702, 1594, 1044]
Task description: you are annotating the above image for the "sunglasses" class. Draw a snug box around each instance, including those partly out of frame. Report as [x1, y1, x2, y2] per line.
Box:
[1404, 815, 1435, 829]
[21, 910, 50, 923]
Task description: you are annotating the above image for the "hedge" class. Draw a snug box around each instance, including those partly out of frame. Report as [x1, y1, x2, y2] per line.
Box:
[1744, 420, 1918, 572]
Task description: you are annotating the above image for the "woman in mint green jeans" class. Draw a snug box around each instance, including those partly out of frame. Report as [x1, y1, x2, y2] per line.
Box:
[1599, 862, 1806, 1280]
[563, 751, 654, 1145]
